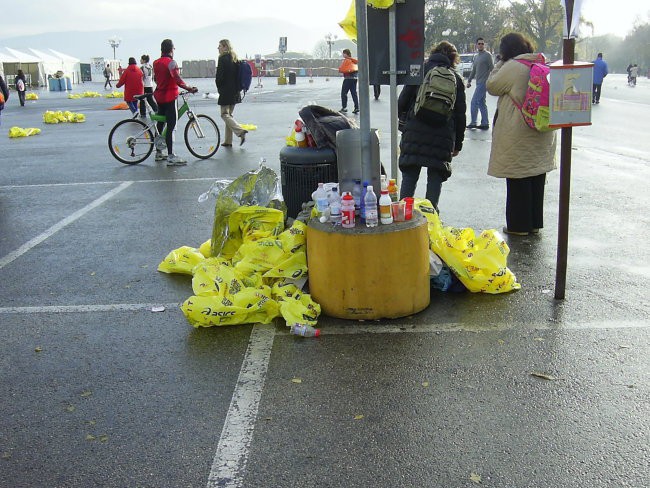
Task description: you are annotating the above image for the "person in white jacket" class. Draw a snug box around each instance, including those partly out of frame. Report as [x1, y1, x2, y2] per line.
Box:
[486, 32, 557, 236]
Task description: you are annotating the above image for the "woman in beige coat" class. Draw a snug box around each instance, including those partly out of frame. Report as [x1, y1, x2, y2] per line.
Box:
[487, 32, 557, 236]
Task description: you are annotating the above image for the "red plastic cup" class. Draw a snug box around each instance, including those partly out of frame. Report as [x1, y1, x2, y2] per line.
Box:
[404, 197, 414, 220]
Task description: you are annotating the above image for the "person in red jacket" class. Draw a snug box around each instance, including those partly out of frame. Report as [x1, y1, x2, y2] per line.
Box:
[153, 39, 198, 166]
[116, 57, 144, 114]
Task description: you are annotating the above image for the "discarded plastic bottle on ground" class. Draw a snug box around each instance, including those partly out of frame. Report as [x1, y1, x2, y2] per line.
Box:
[290, 324, 321, 337]
[364, 185, 379, 227]
[314, 182, 329, 217]
[329, 186, 341, 223]
[341, 191, 355, 228]
[352, 179, 362, 216]
[388, 178, 399, 202]
[379, 189, 393, 225]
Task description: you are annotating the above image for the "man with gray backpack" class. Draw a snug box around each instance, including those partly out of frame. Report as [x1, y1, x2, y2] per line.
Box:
[398, 41, 466, 211]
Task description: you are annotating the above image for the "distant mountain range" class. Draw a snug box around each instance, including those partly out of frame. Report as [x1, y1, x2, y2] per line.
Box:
[0, 18, 349, 63]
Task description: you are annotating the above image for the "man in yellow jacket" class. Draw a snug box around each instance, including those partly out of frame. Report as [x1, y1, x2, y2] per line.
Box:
[338, 49, 359, 114]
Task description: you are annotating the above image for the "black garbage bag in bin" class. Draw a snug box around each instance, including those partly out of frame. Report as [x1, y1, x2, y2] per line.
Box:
[279, 146, 337, 219]
[298, 105, 357, 150]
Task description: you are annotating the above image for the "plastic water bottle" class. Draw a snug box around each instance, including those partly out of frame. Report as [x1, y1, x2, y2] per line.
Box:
[379, 189, 393, 224]
[388, 178, 399, 202]
[341, 192, 355, 228]
[314, 182, 329, 217]
[290, 324, 321, 337]
[380, 174, 388, 191]
[360, 180, 369, 221]
[329, 186, 341, 223]
[352, 179, 362, 216]
[364, 185, 378, 227]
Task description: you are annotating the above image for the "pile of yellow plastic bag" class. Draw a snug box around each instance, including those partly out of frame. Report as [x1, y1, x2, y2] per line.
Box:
[415, 199, 521, 294]
[26, 93, 39, 100]
[159, 215, 321, 328]
[240, 123, 257, 131]
[68, 91, 102, 99]
[43, 110, 86, 124]
[8, 127, 41, 138]
[104, 91, 123, 98]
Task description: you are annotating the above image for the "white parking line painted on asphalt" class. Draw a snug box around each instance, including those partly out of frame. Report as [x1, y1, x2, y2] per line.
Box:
[0, 181, 133, 270]
[0, 303, 181, 314]
[0, 176, 222, 190]
[206, 324, 276, 488]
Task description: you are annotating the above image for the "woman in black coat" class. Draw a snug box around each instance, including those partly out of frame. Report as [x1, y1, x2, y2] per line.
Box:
[215, 39, 247, 147]
[398, 41, 466, 211]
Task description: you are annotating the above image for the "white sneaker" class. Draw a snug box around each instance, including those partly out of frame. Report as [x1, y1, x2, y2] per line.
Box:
[154, 135, 167, 151]
[155, 151, 167, 162]
[166, 154, 187, 166]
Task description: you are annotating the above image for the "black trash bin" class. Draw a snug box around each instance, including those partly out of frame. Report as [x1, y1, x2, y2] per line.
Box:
[288, 71, 297, 85]
[280, 146, 337, 218]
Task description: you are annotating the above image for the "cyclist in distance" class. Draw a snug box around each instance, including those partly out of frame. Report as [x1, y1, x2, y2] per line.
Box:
[153, 38, 198, 166]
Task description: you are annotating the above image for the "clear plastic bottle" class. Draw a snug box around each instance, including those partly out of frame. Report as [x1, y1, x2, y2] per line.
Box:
[290, 324, 321, 337]
[329, 186, 341, 223]
[360, 180, 369, 221]
[379, 189, 393, 224]
[341, 191, 355, 228]
[380, 174, 388, 192]
[314, 182, 329, 217]
[388, 178, 399, 202]
[352, 179, 362, 216]
[364, 185, 379, 227]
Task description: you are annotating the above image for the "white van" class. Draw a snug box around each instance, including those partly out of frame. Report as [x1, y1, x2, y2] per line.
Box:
[457, 54, 474, 78]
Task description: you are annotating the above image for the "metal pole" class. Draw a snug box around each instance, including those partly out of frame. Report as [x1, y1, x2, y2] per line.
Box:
[389, 3, 399, 181]
[355, 0, 374, 186]
[554, 0, 575, 300]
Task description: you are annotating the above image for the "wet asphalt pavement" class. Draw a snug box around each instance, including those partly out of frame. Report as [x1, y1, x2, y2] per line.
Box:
[0, 74, 648, 488]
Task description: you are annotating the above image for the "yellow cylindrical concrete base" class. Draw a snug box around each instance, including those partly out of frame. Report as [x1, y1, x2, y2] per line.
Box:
[307, 213, 430, 320]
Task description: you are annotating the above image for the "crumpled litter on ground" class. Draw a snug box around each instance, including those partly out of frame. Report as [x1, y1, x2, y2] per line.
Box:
[8, 127, 41, 138]
[416, 199, 521, 294]
[43, 110, 86, 123]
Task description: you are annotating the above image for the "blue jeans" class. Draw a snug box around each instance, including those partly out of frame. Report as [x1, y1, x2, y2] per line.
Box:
[399, 166, 444, 210]
[470, 81, 489, 126]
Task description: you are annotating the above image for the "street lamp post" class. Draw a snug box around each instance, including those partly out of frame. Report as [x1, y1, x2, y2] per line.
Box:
[325, 33, 337, 59]
[108, 37, 121, 60]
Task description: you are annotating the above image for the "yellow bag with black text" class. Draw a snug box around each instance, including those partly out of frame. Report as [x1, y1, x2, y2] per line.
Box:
[415, 200, 520, 294]
[181, 286, 280, 327]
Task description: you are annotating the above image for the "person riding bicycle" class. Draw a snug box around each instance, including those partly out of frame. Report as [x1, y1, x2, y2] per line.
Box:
[153, 39, 198, 166]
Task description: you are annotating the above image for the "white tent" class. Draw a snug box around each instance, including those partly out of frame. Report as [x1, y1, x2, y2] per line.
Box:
[0, 47, 45, 86]
[28, 48, 81, 83]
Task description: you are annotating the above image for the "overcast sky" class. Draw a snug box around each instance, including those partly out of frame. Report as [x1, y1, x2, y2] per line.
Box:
[1, 0, 647, 40]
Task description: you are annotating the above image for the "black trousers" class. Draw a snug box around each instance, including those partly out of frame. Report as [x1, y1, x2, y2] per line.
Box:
[156, 101, 178, 155]
[592, 83, 603, 102]
[139, 87, 158, 116]
[505, 174, 546, 232]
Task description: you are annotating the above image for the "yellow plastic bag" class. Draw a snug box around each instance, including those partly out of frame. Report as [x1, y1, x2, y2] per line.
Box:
[232, 238, 287, 276]
[263, 251, 308, 279]
[8, 127, 41, 138]
[180, 287, 280, 327]
[271, 280, 321, 325]
[240, 124, 257, 131]
[157, 246, 206, 275]
[43, 110, 86, 124]
[220, 207, 285, 259]
[285, 128, 298, 147]
[278, 220, 307, 254]
[26, 93, 38, 100]
[105, 91, 123, 98]
[422, 205, 520, 294]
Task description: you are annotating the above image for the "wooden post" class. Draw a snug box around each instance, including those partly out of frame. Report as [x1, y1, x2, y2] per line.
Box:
[554, 0, 575, 299]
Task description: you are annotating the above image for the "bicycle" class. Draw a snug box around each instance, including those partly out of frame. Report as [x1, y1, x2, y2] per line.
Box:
[108, 91, 220, 165]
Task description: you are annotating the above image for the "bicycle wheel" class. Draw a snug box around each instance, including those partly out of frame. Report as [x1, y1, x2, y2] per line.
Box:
[184, 114, 220, 159]
[108, 119, 154, 165]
